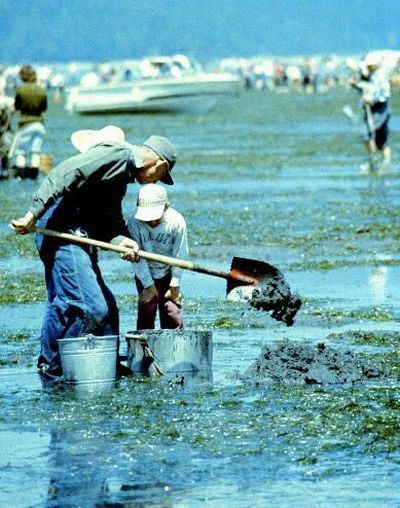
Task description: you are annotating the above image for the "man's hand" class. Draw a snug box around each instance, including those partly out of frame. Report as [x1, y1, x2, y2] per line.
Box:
[9, 211, 36, 234]
[140, 284, 158, 304]
[165, 286, 182, 306]
[118, 237, 139, 261]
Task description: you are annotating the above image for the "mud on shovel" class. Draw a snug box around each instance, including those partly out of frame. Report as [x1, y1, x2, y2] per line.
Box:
[35, 227, 302, 326]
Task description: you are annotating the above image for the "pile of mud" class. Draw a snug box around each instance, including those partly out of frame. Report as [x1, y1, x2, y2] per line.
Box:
[243, 342, 386, 385]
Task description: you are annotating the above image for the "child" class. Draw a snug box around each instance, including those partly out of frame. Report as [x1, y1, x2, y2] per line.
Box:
[127, 184, 188, 329]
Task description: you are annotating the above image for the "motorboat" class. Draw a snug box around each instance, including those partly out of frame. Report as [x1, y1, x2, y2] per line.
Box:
[65, 55, 242, 114]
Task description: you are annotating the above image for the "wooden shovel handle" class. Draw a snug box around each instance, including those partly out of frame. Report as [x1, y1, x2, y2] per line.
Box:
[35, 227, 255, 284]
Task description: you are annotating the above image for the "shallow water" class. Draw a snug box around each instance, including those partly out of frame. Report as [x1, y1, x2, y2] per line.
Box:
[1, 88, 400, 507]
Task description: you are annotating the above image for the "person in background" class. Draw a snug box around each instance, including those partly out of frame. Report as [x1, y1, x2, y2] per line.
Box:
[10, 126, 177, 381]
[0, 76, 14, 176]
[11, 64, 48, 179]
[301, 57, 318, 93]
[127, 183, 188, 330]
[349, 53, 392, 174]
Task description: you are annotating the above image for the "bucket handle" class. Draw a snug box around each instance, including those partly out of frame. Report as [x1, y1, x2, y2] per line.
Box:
[127, 334, 164, 376]
[86, 334, 97, 349]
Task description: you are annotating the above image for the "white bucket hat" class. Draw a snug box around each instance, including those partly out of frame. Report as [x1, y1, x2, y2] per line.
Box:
[135, 184, 169, 221]
[70, 126, 176, 183]
[364, 52, 381, 67]
[70, 125, 127, 153]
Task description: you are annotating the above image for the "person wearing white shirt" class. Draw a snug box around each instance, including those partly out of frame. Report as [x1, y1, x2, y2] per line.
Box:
[350, 53, 392, 173]
[127, 184, 188, 329]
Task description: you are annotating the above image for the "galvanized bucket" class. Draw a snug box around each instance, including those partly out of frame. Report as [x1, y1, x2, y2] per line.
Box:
[57, 334, 117, 392]
[126, 330, 213, 380]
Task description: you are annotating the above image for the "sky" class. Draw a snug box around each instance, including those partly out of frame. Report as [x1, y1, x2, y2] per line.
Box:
[1, 0, 399, 64]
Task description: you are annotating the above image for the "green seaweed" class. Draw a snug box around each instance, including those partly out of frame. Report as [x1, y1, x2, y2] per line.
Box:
[327, 330, 400, 346]
[0, 272, 45, 304]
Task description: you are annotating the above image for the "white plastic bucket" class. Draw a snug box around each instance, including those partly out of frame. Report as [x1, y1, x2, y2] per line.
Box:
[57, 334, 117, 392]
[126, 330, 213, 379]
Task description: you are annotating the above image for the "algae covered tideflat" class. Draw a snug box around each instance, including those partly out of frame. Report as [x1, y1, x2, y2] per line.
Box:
[1, 89, 400, 507]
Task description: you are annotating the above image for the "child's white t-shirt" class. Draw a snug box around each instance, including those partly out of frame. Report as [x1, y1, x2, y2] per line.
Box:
[127, 207, 188, 288]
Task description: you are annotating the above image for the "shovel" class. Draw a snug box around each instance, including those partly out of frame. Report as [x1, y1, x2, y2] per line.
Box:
[34, 227, 301, 326]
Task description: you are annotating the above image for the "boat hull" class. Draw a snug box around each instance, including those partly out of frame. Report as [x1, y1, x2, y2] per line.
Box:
[66, 74, 242, 114]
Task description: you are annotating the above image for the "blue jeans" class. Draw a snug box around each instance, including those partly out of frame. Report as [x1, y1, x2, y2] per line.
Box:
[37, 242, 119, 377]
[12, 121, 46, 158]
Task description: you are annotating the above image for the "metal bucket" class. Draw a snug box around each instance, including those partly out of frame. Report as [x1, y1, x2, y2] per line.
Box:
[126, 330, 213, 380]
[57, 334, 117, 392]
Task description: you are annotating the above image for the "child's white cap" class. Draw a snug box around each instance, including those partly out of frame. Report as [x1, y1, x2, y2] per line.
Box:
[135, 184, 169, 221]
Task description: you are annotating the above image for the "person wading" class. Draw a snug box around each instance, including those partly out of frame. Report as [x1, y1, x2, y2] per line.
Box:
[12, 64, 48, 179]
[127, 183, 188, 330]
[349, 53, 392, 174]
[10, 125, 177, 382]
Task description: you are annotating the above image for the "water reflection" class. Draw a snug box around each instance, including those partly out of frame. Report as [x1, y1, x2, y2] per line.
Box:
[0, 429, 50, 507]
[45, 429, 107, 507]
[368, 265, 388, 304]
[45, 428, 173, 507]
[366, 173, 389, 200]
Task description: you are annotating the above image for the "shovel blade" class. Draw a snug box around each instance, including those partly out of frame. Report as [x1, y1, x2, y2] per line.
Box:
[227, 257, 302, 327]
[227, 257, 282, 294]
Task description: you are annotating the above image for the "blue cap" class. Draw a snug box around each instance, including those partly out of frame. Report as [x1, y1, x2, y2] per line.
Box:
[143, 135, 177, 185]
